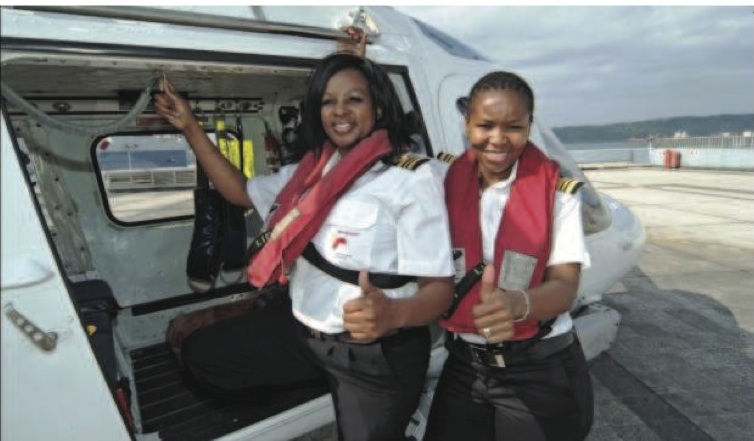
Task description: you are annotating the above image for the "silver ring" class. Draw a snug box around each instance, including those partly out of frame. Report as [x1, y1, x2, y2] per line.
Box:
[482, 327, 492, 338]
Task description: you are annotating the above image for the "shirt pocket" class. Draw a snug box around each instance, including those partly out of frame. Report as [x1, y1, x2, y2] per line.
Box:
[319, 200, 378, 270]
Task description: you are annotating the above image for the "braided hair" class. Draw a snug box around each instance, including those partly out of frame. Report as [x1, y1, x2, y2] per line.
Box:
[467, 71, 535, 123]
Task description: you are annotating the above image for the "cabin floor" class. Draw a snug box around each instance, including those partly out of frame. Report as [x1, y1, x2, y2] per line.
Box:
[131, 342, 328, 440]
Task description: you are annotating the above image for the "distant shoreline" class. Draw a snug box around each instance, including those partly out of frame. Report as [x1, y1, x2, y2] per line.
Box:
[552, 113, 753, 144]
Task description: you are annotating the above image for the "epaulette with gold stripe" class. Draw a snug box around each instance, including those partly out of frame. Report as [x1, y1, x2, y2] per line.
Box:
[395, 154, 430, 171]
[435, 152, 458, 164]
[556, 177, 584, 194]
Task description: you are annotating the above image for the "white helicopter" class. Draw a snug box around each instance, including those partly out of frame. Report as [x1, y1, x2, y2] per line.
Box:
[0, 6, 645, 441]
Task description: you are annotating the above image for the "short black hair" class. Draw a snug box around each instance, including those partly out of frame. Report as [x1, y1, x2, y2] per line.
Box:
[299, 53, 411, 158]
[468, 71, 535, 123]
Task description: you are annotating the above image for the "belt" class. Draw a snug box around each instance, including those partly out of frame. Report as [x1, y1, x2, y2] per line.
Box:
[304, 326, 360, 343]
[450, 330, 575, 368]
[300, 322, 422, 345]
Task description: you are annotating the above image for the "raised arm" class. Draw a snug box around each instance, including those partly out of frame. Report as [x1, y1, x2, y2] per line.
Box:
[153, 77, 253, 208]
[336, 26, 367, 57]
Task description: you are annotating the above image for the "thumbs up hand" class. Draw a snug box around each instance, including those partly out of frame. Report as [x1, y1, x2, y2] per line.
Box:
[472, 265, 515, 344]
[478, 264, 498, 304]
[343, 270, 392, 343]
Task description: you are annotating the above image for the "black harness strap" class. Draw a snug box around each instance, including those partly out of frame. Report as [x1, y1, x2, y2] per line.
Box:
[442, 262, 485, 319]
[246, 232, 416, 289]
[247, 230, 271, 259]
[301, 243, 416, 289]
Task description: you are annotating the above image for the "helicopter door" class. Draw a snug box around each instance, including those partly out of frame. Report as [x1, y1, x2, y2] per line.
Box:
[0, 117, 131, 441]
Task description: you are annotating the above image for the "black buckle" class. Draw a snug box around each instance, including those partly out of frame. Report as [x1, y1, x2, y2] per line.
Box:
[310, 328, 326, 340]
[469, 345, 506, 368]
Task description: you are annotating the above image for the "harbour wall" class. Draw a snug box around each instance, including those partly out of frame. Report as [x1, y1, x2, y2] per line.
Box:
[569, 136, 754, 170]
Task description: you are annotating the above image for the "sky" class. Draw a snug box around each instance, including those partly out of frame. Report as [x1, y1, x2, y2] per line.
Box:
[394, 5, 754, 128]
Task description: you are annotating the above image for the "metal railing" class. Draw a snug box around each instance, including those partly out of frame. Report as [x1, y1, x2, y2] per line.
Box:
[650, 136, 754, 150]
[103, 167, 196, 191]
[648, 136, 754, 169]
[568, 136, 754, 170]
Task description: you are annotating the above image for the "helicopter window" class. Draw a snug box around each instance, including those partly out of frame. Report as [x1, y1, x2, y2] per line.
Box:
[455, 97, 471, 148]
[92, 132, 223, 224]
[388, 72, 433, 156]
[456, 96, 469, 116]
[412, 18, 489, 61]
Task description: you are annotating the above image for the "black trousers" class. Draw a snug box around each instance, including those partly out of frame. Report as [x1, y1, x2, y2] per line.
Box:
[181, 295, 430, 441]
[423, 334, 594, 441]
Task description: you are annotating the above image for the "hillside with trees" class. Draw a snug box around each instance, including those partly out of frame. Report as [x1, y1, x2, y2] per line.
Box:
[552, 114, 754, 143]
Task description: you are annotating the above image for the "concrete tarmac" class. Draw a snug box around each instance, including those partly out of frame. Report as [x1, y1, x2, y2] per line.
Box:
[584, 167, 754, 441]
[294, 167, 754, 441]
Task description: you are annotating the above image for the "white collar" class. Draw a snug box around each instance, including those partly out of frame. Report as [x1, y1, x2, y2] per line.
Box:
[486, 161, 519, 190]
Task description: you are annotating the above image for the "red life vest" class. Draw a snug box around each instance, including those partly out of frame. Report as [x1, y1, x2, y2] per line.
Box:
[248, 129, 392, 288]
[440, 143, 559, 340]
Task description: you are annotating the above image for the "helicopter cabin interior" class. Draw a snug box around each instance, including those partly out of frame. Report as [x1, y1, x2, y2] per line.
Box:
[2, 38, 432, 439]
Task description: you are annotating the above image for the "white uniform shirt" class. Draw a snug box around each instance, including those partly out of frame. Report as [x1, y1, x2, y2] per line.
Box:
[434, 160, 590, 343]
[248, 155, 455, 333]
